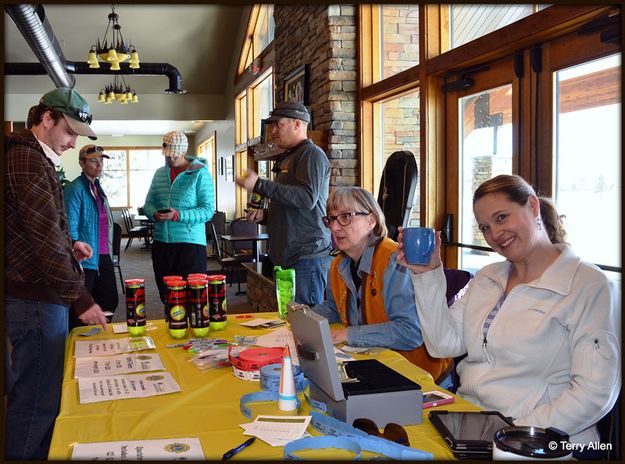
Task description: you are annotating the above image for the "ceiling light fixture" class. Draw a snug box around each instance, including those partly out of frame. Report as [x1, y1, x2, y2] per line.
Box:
[87, 4, 140, 71]
[97, 74, 139, 104]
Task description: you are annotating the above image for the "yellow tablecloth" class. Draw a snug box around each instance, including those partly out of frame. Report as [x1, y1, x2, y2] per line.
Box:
[49, 314, 480, 460]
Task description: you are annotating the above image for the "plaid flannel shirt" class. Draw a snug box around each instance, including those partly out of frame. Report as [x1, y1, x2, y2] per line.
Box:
[5, 131, 94, 313]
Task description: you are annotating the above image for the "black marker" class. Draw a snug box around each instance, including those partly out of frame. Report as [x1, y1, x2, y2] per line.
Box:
[222, 437, 256, 460]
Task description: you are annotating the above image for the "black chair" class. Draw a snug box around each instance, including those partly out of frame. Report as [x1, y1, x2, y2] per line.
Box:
[443, 268, 474, 393]
[227, 217, 257, 257]
[207, 211, 226, 258]
[112, 222, 125, 294]
[121, 208, 149, 251]
[207, 221, 245, 294]
[596, 393, 621, 460]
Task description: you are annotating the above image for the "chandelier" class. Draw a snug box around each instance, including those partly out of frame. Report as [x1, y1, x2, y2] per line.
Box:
[87, 5, 140, 71]
[97, 74, 139, 104]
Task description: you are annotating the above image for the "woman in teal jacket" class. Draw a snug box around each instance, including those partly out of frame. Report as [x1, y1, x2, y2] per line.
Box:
[143, 131, 215, 302]
[64, 145, 118, 328]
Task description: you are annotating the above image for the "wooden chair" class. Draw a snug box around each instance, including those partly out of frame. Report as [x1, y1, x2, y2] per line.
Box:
[112, 222, 125, 293]
[121, 208, 149, 251]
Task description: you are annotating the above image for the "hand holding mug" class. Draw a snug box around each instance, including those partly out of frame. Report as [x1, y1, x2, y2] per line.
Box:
[396, 227, 442, 274]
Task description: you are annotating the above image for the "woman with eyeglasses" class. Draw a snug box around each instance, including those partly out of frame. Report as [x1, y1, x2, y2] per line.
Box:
[397, 175, 620, 452]
[311, 186, 452, 386]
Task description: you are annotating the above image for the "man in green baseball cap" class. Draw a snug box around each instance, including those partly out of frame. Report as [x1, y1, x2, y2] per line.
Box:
[39, 87, 97, 140]
[4, 87, 106, 460]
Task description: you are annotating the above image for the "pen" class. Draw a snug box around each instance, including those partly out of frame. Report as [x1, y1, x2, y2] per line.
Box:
[222, 437, 256, 460]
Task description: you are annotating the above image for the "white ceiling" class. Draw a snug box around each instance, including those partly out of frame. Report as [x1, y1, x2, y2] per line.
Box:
[90, 119, 213, 137]
[4, 4, 250, 135]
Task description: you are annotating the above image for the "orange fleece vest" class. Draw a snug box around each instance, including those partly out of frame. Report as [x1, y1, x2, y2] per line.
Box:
[330, 237, 452, 382]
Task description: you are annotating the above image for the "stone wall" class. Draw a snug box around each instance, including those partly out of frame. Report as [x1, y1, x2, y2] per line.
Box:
[244, 264, 277, 312]
[381, 5, 420, 78]
[273, 5, 358, 187]
[383, 90, 421, 223]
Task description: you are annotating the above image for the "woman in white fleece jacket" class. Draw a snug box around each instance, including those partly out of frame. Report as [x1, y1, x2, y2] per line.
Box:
[397, 174, 620, 450]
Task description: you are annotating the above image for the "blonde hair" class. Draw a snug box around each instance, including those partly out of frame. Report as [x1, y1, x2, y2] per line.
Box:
[473, 174, 567, 244]
[326, 186, 388, 244]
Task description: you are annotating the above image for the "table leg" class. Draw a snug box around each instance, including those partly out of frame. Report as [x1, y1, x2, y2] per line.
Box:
[253, 241, 261, 273]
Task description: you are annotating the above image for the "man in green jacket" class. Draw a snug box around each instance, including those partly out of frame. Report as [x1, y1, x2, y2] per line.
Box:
[143, 130, 215, 302]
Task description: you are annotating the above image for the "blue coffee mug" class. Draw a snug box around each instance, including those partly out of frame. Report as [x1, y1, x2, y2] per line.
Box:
[403, 227, 435, 265]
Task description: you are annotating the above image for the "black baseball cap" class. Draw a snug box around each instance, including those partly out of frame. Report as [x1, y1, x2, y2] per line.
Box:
[265, 102, 311, 124]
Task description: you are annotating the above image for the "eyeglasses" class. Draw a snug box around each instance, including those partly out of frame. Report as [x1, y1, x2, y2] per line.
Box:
[50, 106, 93, 124]
[352, 418, 410, 446]
[322, 211, 369, 228]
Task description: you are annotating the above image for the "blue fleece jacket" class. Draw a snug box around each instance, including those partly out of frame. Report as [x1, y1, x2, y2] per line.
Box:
[64, 173, 114, 270]
[143, 157, 215, 245]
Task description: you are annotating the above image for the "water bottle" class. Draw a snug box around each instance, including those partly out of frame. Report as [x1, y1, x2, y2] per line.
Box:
[249, 192, 265, 209]
[166, 279, 188, 339]
[274, 266, 296, 319]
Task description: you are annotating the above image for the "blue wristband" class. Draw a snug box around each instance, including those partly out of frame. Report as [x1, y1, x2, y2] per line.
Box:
[284, 436, 362, 460]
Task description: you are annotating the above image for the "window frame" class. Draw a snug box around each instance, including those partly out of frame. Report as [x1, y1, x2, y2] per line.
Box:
[99, 146, 163, 210]
[359, 4, 618, 270]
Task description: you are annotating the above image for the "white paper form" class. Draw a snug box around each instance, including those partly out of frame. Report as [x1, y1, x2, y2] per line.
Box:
[71, 437, 204, 460]
[75, 337, 156, 357]
[74, 353, 165, 378]
[241, 415, 311, 447]
[254, 328, 299, 363]
[111, 322, 158, 334]
[239, 318, 286, 329]
[78, 372, 181, 404]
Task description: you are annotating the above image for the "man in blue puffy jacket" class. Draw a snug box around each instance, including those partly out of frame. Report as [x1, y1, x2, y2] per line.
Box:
[143, 131, 215, 302]
[64, 144, 118, 329]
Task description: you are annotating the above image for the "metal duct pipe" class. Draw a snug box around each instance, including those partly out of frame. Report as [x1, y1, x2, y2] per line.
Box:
[6, 61, 188, 94]
[66, 62, 187, 94]
[5, 4, 75, 88]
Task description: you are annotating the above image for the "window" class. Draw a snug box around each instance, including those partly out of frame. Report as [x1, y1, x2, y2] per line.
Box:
[378, 88, 421, 225]
[553, 54, 621, 270]
[100, 147, 164, 209]
[198, 134, 217, 204]
[234, 67, 274, 217]
[251, 70, 274, 139]
[458, 84, 514, 271]
[381, 5, 419, 80]
[237, 4, 275, 75]
[235, 92, 248, 148]
[447, 4, 545, 50]
[360, 4, 618, 274]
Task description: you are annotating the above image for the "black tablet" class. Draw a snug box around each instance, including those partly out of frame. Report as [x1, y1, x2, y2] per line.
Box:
[429, 410, 514, 459]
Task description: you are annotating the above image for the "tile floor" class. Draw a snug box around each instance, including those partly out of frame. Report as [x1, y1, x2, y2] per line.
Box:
[111, 238, 254, 323]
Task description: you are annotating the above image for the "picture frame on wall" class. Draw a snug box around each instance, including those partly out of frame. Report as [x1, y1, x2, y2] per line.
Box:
[284, 64, 309, 106]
